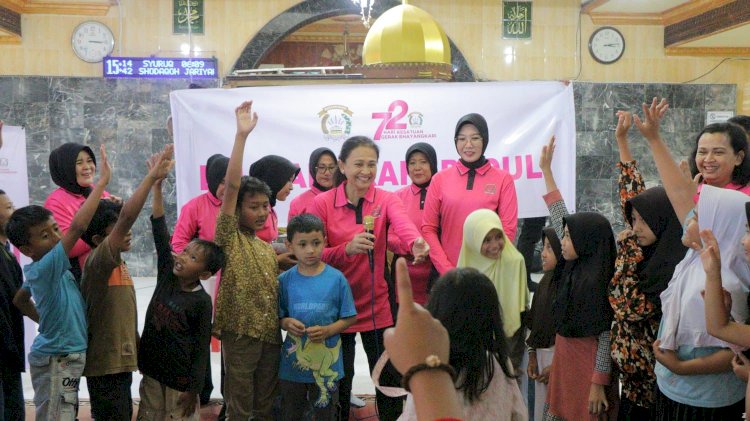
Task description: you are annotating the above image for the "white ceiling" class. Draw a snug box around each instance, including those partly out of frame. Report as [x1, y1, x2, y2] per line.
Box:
[587, 0, 692, 14]
[681, 24, 750, 48]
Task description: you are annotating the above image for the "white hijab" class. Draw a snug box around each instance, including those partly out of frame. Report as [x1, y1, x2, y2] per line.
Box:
[659, 185, 750, 350]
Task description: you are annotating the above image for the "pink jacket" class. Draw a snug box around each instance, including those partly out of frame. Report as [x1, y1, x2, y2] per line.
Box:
[255, 207, 279, 244]
[422, 161, 518, 274]
[311, 182, 421, 332]
[388, 184, 432, 306]
[171, 192, 222, 252]
[44, 187, 111, 269]
[288, 186, 324, 221]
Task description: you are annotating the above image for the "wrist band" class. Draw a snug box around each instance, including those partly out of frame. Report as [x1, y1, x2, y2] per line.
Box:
[401, 355, 457, 393]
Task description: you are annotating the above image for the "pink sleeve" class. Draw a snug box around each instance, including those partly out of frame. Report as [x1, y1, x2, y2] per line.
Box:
[421, 176, 453, 274]
[386, 193, 420, 253]
[387, 225, 409, 255]
[45, 192, 90, 259]
[288, 195, 302, 222]
[309, 195, 349, 266]
[171, 200, 199, 253]
[497, 173, 518, 242]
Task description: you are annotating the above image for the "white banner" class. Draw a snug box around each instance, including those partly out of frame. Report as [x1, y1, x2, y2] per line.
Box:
[0, 125, 35, 367]
[171, 81, 576, 225]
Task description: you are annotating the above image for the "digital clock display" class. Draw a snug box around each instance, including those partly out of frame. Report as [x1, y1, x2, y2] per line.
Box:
[103, 56, 218, 79]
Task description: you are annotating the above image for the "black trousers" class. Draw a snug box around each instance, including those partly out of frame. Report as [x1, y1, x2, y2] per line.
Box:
[87, 372, 133, 421]
[280, 380, 339, 421]
[517, 217, 546, 286]
[338, 329, 403, 421]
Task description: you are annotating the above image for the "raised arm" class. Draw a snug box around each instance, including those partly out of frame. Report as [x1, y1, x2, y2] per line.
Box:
[539, 136, 569, 238]
[221, 101, 258, 217]
[615, 111, 635, 163]
[700, 229, 750, 347]
[61, 145, 111, 255]
[634, 98, 696, 222]
[108, 145, 174, 253]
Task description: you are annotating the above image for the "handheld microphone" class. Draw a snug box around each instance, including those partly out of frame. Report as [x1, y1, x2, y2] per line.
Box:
[363, 215, 375, 272]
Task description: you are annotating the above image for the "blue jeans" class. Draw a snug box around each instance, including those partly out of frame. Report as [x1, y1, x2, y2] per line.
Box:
[28, 351, 86, 421]
[0, 364, 25, 421]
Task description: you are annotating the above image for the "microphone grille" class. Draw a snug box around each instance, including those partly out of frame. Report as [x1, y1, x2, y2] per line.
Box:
[363, 215, 375, 231]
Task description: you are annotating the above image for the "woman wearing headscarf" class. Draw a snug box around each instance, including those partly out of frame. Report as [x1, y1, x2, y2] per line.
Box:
[248, 154, 301, 244]
[172, 154, 229, 252]
[388, 142, 438, 306]
[288, 148, 337, 221]
[457, 209, 529, 375]
[44, 142, 112, 281]
[543, 212, 618, 421]
[422, 113, 518, 275]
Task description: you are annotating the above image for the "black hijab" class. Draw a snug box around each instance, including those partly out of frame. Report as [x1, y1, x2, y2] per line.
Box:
[308, 147, 336, 192]
[49, 143, 97, 196]
[527, 227, 566, 349]
[454, 113, 489, 190]
[624, 186, 688, 305]
[406, 142, 438, 209]
[554, 212, 616, 338]
[205, 154, 229, 199]
[746, 202, 750, 227]
[248, 155, 300, 207]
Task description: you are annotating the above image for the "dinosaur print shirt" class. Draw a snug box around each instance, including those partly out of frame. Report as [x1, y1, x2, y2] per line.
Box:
[278, 265, 356, 397]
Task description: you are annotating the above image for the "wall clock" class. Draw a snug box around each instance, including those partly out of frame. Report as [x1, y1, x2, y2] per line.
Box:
[588, 26, 625, 65]
[72, 21, 115, 63]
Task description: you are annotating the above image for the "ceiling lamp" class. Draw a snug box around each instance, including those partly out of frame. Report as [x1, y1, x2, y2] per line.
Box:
[351, 0, 376, 28]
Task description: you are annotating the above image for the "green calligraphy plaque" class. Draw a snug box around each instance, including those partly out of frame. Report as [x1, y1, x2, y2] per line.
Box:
[174, 0, 204, 34]
[503, 1, 532, 40]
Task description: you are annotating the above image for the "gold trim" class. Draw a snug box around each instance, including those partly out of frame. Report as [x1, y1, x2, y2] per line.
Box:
[589, 12, 663, 25]
[285, 34, 366, 43]
[665, 46, 750, 56]
[0, 34, 21, 44]
[0, 0, 110, 15]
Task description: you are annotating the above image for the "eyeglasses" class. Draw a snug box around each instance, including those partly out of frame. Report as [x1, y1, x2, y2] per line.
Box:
[315, 165, 337, 174]
[455, 135, 483, 144]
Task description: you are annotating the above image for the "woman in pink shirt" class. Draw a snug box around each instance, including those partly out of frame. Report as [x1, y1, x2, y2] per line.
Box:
[310, 136, 429, 421]
[171, 154, 228, 252]
[422, 113, 518, 275]
[44, 142, 112, 282]
[388, 142, 437, 306]
[287, 147, 336, 221]
[248, 154, 300, 243]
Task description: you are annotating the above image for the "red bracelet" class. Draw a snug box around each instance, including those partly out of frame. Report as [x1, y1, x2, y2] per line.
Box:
[401, 355, 457, 393]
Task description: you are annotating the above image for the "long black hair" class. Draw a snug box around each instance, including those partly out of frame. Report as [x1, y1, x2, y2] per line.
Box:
[333, 136, 380, 186]
[426, 267, 515, 403]
[688, 122, 750, 186]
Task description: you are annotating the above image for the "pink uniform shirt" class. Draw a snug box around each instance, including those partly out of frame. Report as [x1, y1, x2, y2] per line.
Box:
[694, 181, 750, 202]
[255, 207, 279, 244]
[422, 161, 518, 274]
[44, 187, 111, 269]
[288, 185, 324, 221]
[171, 192, 222, 252]
[388, 184, 432, 306]
[311, 182, 421, 332]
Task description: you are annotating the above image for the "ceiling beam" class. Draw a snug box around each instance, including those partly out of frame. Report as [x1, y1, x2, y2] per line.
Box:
[665, 0, 750, 47]
[662, 0, 734, 26]
[581, 0, 610, 14]
[0, 3, 20, 36]
[588, 12, 662, 26]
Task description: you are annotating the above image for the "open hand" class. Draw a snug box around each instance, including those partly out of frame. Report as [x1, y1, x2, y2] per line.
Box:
[588, 383, 609, 415]
[235, 101, 259, 138]
[615, 110, 632, 141]
[97, 144, 112, 187]
[633, 97, 669, 142]
[147, 144, 175, 182]
[699, 229, 722, 276]
[538, 136, 556, 173]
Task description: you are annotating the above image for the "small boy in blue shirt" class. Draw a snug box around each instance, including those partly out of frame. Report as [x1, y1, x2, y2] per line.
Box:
[7, 145, 111, 421]
[278, 213, 356, 421]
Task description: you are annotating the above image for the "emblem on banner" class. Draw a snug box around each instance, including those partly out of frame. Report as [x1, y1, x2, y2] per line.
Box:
[318, 105, 353, 142]
[408, 112, 423, 128]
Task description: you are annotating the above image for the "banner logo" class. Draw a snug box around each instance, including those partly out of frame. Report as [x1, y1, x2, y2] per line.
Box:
[318, 105, 353, 141]
[372, 100, 436, 141]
